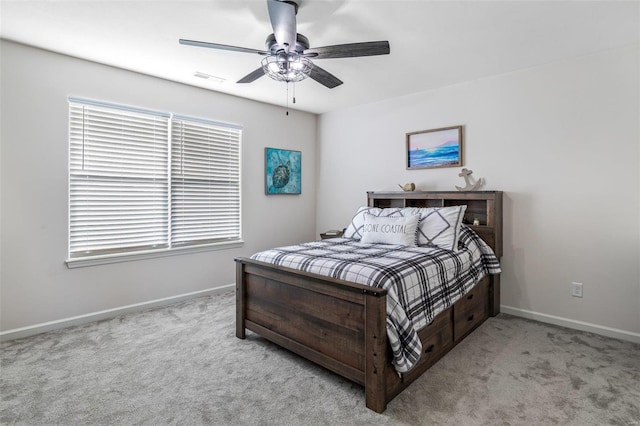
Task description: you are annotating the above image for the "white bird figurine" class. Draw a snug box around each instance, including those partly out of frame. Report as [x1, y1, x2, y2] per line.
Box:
[399, 183, 416, 192]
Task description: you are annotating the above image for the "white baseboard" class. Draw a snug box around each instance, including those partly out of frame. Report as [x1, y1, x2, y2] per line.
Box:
[4, 292, 637, 345]
[500, 305, 640, 344]
[0, 284, 235, 342]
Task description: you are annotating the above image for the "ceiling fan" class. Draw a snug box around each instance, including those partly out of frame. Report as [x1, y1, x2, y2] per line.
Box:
[179, 0, 390, 89]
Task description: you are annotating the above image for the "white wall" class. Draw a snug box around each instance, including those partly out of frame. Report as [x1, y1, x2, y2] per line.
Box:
[0, 40, 317, 331]
[316, 45, 640, 336]
[2, 40, 638, 340]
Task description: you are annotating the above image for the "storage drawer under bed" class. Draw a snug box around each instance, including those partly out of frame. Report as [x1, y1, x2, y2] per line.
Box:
[453, 278, 489, 341]
[401, 308, 453, 384]
[418, 309, 453, 361]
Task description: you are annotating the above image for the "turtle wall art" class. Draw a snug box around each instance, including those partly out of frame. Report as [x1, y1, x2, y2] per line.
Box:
[265, 148, 301, 195]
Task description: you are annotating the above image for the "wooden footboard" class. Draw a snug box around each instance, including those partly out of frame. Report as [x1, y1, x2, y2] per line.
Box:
[236, 258, 390, 412]
[236, 257, 498, 413]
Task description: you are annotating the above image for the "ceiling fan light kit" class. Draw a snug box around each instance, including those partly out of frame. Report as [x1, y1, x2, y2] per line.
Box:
[262, 52, 313, 83]
[179, 0, 390, 89]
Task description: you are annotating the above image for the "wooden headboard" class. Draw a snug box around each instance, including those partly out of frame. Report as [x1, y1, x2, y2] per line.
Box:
[367, 191, 503, 257]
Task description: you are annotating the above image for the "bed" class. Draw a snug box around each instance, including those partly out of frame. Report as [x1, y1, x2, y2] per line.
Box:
[235, 191, 503, 412]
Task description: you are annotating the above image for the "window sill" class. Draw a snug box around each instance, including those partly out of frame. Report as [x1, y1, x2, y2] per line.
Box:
[65, 240, 244, 269]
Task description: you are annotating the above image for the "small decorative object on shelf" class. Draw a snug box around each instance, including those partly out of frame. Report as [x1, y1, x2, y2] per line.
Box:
[320, 229, 345, 240]
[455, 168, 485, 191]
[473, 218, 480, 226]
[398, 183, 416, 192]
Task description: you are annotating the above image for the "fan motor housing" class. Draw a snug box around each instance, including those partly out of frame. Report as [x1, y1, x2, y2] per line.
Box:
[265, 33, 310, 53]
[282, 0, 299, 14]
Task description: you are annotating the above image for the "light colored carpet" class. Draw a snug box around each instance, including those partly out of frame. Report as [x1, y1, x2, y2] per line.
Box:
[1, 290, 638, 425]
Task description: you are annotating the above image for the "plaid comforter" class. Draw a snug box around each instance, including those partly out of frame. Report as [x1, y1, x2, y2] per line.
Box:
[250, 225, 501, 373]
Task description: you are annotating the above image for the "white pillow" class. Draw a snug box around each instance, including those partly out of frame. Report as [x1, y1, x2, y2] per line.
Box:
[343, 207, 409, 240]
[360, 213, 420, 246]
[416, 205, 467, 251]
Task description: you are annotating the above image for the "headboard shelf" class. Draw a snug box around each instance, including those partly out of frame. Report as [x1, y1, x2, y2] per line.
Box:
[367, 191, 503, 257]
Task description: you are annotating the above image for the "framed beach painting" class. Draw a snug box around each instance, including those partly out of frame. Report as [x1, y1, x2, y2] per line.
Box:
[265, 147, 301, 195]
[406, 125, 463, 169]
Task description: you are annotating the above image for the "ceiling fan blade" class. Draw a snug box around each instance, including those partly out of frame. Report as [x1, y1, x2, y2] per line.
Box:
[179, 39, 269, 55]
[237, 67, 266, 84]
[267, 0, 297, 50]
[308, 65, 343, 89]
[304, 41, 390, 59]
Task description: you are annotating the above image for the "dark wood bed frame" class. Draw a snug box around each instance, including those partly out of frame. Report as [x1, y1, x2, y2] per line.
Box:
[236, 191, 503, 413]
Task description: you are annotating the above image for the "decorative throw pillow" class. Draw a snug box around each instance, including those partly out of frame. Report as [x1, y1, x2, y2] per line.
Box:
[360, 213, 420, 246]
[416, 205, 467, 251]
[342, 206, 421, 240]
[343, 207, 414, 240]
[343, 207, 379, 240]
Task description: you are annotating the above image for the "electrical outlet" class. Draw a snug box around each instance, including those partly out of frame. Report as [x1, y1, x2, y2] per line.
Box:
[571, 282, 583, 298]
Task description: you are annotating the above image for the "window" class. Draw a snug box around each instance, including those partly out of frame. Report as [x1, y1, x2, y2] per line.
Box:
[67, 98, 241, 267]
[170, 116, 241, 246]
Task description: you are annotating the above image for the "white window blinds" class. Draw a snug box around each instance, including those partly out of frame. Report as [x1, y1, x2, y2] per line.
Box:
[171, 117, 241, 246]
[68, 98, 242, 262]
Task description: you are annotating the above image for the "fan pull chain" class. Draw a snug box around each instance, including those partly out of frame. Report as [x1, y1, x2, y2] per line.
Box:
[286, 82, 289, 116]
[293, 82, 296, 104]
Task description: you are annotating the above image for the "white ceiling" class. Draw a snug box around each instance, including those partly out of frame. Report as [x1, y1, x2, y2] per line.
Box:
[1, 1, 639, 114]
